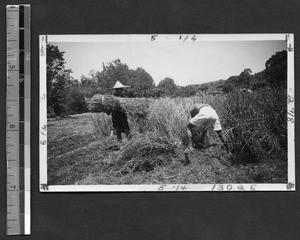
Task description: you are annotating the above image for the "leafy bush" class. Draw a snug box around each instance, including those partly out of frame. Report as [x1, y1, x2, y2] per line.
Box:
[65, 89, 88, 115]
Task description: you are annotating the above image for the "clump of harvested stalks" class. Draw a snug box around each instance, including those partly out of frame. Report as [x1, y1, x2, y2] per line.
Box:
[107, 134, 176, 175]
[145, 97, 195, 145]
[90, 113, 113, 137]
[144, 95, 222, 146]
[87, 94, 152, 120]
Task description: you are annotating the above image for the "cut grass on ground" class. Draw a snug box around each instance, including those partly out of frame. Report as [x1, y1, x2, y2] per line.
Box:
[47, 113, 287, 185]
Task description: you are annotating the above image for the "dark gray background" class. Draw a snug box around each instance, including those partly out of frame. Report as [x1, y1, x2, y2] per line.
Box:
[0, 0, 299, 239]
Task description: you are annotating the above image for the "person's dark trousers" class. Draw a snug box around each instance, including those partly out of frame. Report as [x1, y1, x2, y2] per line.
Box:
[124, 129, 131, 139]
[115, 126, 122, 142]
[115, 127, 131, 142]
[200, 126, 208, 147]
[191, 125, 209, 149]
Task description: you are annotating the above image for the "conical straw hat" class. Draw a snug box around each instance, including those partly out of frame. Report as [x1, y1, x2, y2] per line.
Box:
[112, 81, 130, 89]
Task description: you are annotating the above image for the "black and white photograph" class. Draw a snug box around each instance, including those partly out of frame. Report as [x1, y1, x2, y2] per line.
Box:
[39, 34, 294, 191]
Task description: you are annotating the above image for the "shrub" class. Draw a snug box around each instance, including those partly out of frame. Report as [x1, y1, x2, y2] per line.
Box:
[65, 90, 88, 115]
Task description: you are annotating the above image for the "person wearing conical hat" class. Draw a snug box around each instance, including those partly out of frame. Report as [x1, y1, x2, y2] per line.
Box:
[110, 81, 131, 141]
[112, 81, 130, 97]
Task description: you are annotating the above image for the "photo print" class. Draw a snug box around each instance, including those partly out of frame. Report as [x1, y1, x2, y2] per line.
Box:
[39, 34, 294, 192]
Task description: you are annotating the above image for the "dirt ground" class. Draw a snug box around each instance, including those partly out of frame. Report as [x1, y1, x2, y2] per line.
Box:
[47, 113, 287, 185]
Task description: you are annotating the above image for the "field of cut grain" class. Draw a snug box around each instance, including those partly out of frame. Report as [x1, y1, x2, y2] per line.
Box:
[47, 90, 287, 185]
[48, 113, 248, 185]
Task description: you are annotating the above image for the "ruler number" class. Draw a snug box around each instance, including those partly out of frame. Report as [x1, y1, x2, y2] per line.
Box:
[6, 4, 31, 235]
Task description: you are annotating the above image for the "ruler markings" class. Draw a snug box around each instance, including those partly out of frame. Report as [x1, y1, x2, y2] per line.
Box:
[6, 5, 30, 236]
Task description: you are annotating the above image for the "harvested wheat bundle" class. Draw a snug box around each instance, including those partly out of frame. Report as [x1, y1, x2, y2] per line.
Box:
[88, 94, 151, 119]
[108, 134, 176, 175]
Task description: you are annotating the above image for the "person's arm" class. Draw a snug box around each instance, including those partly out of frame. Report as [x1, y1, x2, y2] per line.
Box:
[216, 130, 230, 153]
[185, 122, 197, 150]
[187, 123, 193, 139]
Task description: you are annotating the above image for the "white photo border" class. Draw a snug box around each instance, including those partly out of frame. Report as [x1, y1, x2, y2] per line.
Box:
[39, 34, 295, 192]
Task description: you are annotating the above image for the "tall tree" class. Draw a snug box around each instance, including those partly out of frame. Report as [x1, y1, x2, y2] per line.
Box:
[265, 50, 287, 88]
[251, 71, 267, 90]
[238, 68, 253, 89]
[95, 59, 155, 97]
[126, 67, 155, 97]
[157, 77, 178, 97]
[47, 44, 72, 115]
[95, 59, 130, 94]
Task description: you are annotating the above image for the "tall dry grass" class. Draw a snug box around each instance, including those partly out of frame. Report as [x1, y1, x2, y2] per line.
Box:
[221, 88, 287, 162]
[90, 113, 113, 137]
[91, 89, 287, 163]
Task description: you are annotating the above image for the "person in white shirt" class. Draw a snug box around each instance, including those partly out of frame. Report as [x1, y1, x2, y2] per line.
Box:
[187, 103, 229, 153]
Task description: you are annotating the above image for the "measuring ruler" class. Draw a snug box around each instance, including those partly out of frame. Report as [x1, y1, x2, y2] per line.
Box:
[6, 5, 31, 235]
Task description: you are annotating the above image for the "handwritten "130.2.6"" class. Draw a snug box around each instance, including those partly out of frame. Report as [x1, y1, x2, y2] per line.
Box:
[211, 184, 257, 191]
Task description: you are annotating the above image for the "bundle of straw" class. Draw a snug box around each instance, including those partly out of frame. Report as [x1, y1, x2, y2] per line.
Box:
[88, 94, 151, 119]
[108, 134, 176, 175]
[88, 94, 122, 113]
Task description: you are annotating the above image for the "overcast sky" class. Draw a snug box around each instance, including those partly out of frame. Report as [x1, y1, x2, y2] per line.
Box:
[50, 39, 286, 86]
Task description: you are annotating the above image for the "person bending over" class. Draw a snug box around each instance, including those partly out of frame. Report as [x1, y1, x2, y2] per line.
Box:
[187, 103, 229, 153]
